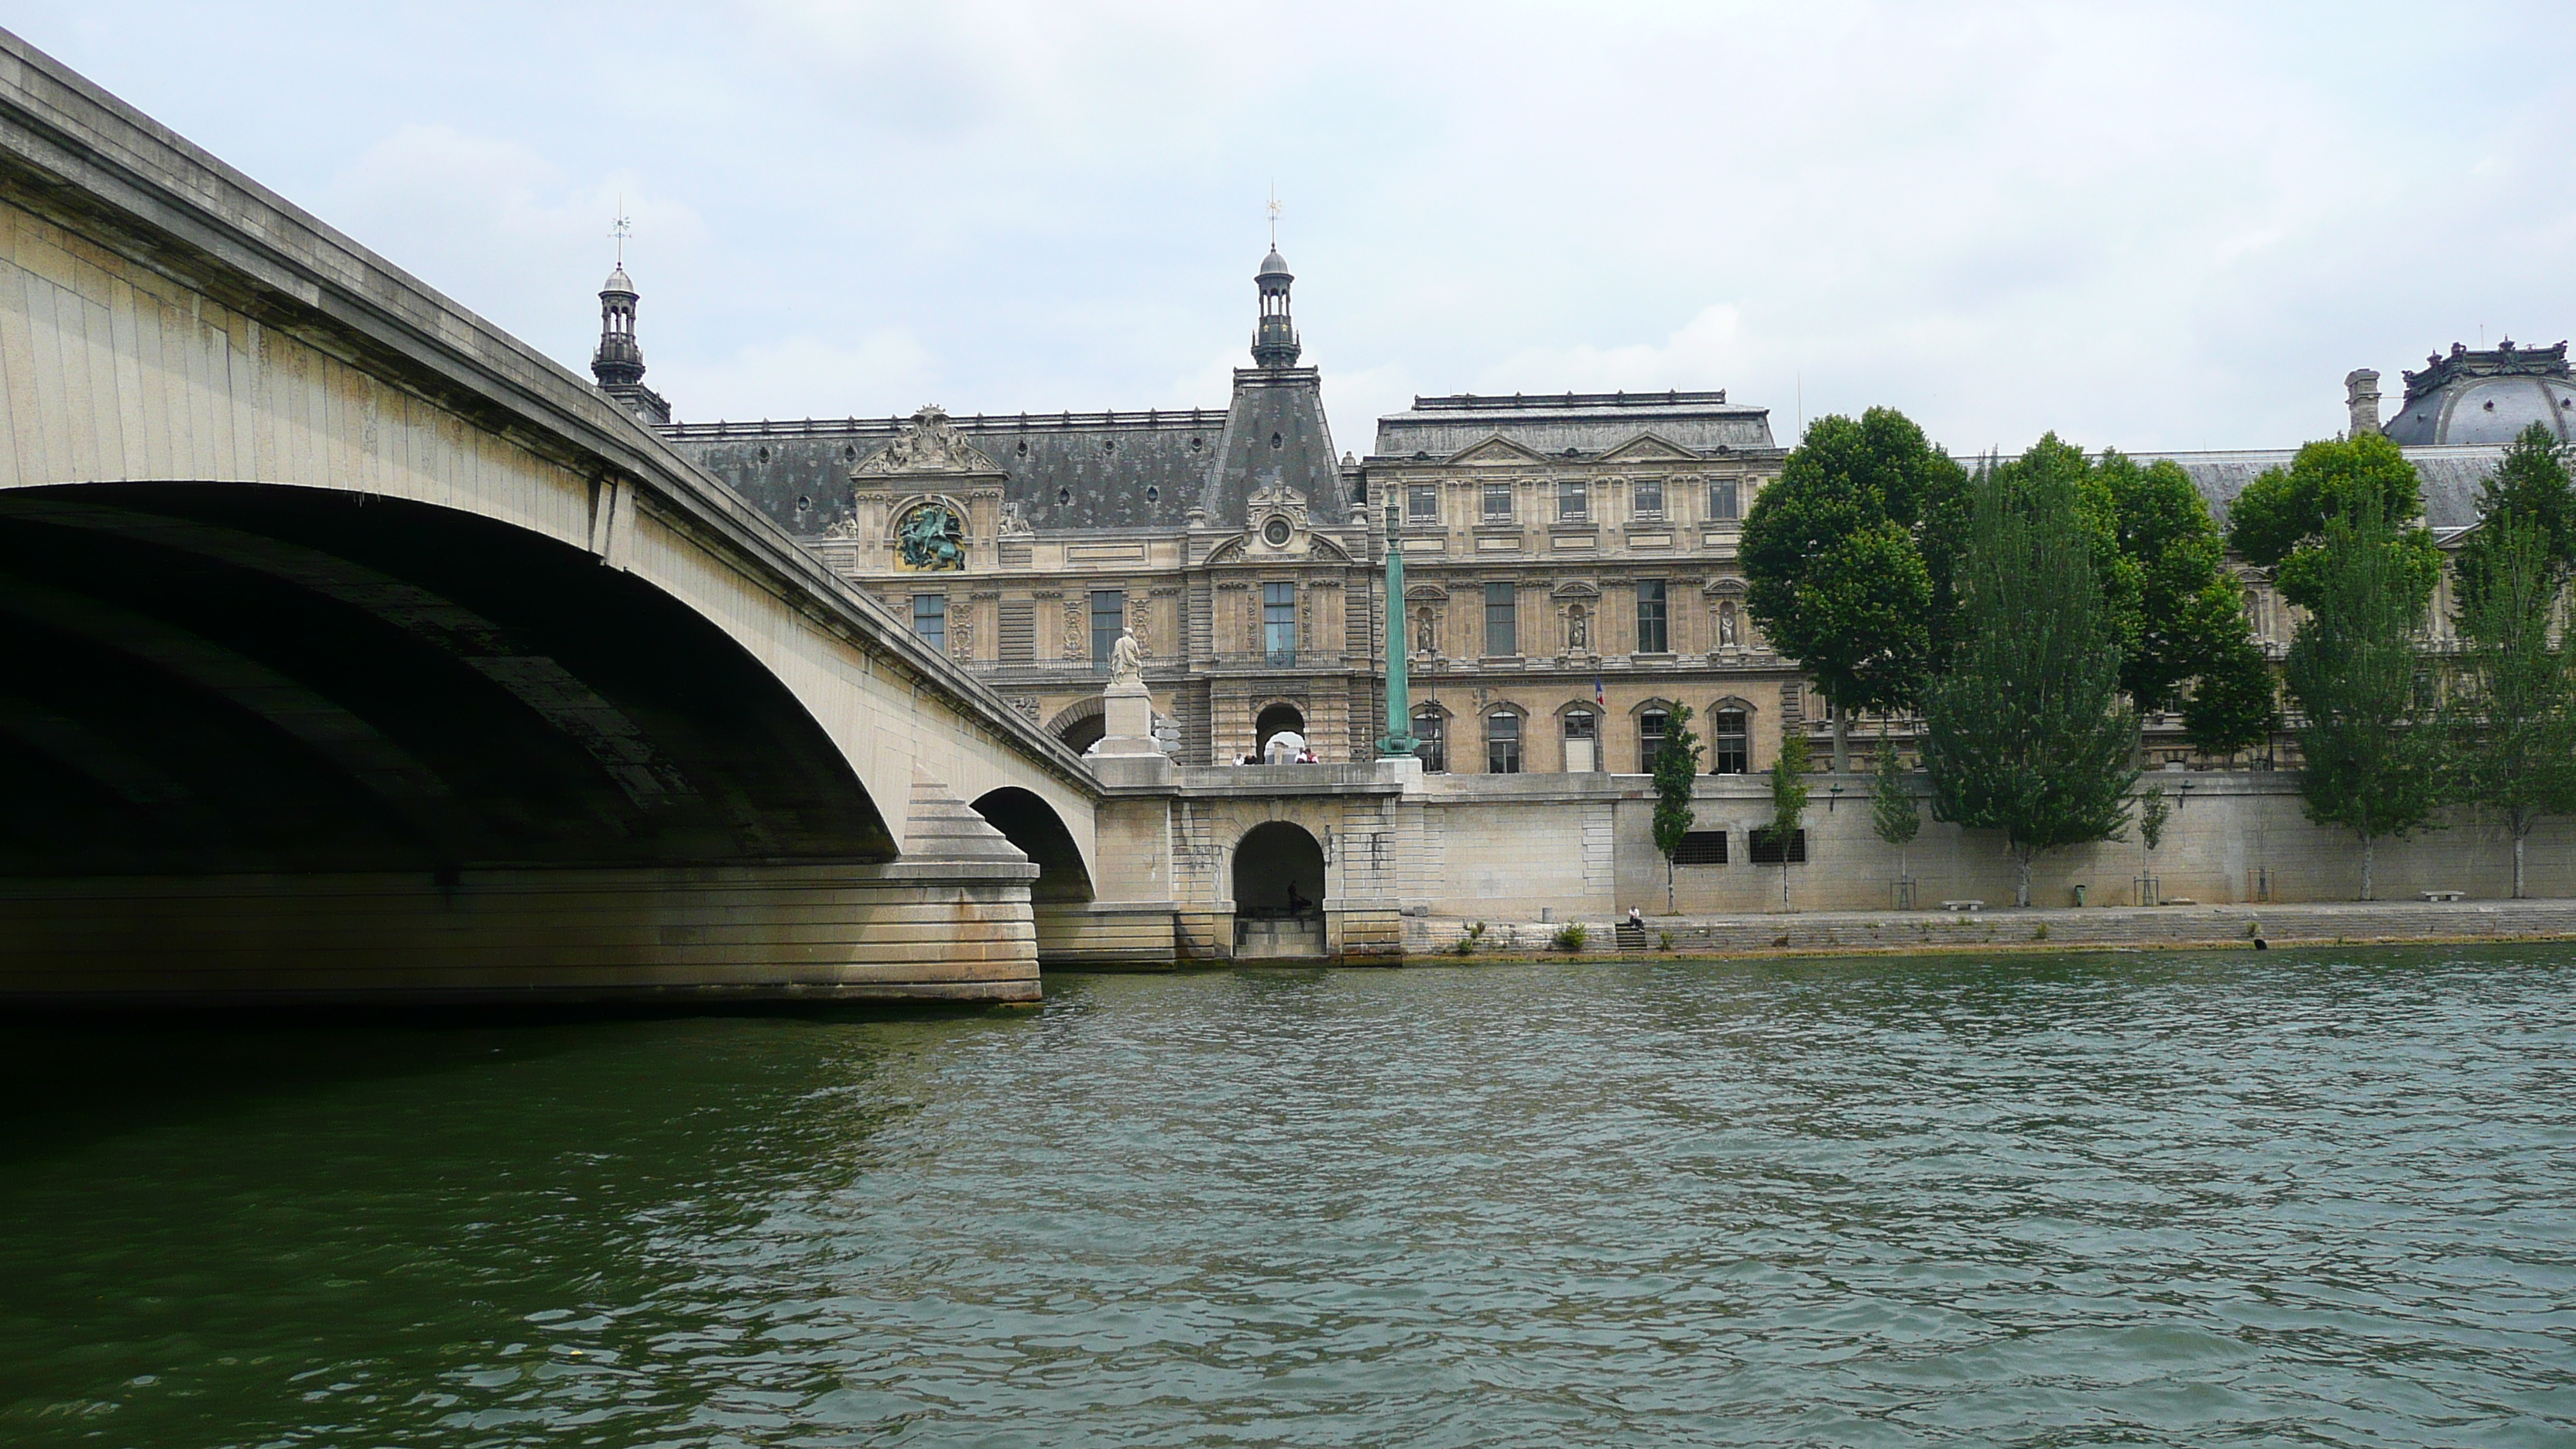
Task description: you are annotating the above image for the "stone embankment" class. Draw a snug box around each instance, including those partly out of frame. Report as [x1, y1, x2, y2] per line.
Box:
[1409, 898, 2576, 959]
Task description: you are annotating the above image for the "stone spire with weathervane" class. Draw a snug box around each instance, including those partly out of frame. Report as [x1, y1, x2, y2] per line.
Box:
[591, 207, 671, 426]
[1251, 195, 1301, 369]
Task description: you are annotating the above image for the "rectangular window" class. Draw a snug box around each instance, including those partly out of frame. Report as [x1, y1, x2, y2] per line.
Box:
[1709, 478, 1742, 522]
[1089, 590, 1125, 670]
[1557, 479, 1588, 522]
[1482, 482, 1513, 522]
[1639, 707, 1670, 771]
[1748, 827, 1809, 865]
[911, 594, 947, 653]
[1633, 478, 1664, 519]
[1486, 712, 1521, 774]
[1406, 484, 1440, 525]
[1711, 708, 1750, 774]
[1484, 581, 1517, 656]
[1673, 830, 1728, 865]
[1262, 581, 1297, 664]
[1635, 580, 1668, 653]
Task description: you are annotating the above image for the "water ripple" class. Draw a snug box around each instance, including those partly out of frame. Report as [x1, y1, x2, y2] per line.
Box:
[1, 947, 2571, 1445]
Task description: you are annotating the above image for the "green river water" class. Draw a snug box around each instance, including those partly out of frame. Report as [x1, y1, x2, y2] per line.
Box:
[2, 947, 2571, 1446]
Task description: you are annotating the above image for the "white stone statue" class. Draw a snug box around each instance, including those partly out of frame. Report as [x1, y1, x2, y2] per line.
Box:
[1108, 629, 1145, 684]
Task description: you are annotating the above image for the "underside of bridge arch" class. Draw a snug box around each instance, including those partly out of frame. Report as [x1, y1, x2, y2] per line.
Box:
[0, 482, 1040, 1005]
[0, 482, 892, 872]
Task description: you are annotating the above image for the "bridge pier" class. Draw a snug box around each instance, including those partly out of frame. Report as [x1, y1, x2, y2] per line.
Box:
[0, 858, 1040, 1006]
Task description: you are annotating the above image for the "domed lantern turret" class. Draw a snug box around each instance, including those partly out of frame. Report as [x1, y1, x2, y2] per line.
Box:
[591, 266, 645, 389]
[588, 259, 670, 426]
[1251, 246, 1301, 369]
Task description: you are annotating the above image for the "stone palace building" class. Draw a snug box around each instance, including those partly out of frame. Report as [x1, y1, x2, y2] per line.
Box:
[596, 246, 2566, 780]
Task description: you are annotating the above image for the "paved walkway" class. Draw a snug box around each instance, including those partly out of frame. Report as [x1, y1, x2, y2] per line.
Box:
[1409, 898, 2576, 958]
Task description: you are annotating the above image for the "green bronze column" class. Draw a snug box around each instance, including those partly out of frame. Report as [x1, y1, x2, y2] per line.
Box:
[1378, 495, 1419, 758]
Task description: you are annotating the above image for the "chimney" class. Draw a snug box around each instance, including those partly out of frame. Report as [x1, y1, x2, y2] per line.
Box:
[2344, 368, 2382, 437]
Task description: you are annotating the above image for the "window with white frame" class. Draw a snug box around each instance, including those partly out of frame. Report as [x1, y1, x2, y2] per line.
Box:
[1632, 477, 1664, 519]
[1482, 481, 1513, 522]
[1557, 479, 1589, 522]
[1406, 483, 1440, 525]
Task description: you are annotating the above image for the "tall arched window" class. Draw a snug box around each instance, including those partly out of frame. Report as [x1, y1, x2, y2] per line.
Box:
[1413, 708, 1447, 773]
[1486, 712, 1522, 774]
[1637, 707, 1671, 772]
[1562, 708, 1598, 772]
[1711, 707, 1750, 774]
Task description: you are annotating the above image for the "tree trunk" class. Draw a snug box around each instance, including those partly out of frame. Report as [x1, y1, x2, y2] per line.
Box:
[2360, 834, 2376, 901]
[1832, 711, 1849, 774]
[1667, 858, 1675, 913]
[2014, 848, 2033, 909]
[2514, 827, 2528, 900]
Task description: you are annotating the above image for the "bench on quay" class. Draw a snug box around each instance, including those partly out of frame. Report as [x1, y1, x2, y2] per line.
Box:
[1941, 899, 1984, 912]
[2421, 889, 2466, 903]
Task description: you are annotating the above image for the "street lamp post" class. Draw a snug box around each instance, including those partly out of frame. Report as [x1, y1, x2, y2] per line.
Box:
[1378, 496, 1419, 759]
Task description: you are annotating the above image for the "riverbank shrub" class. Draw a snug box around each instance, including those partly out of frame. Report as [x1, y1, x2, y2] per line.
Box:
[1552, 923, 1588, 953]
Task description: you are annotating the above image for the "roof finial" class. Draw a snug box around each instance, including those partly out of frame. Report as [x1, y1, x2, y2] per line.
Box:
[610, 195, 632, 267]
[1266, 183, 1281, 250]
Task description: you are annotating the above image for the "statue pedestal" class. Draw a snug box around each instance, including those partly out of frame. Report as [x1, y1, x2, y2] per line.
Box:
[1093, 679, 1162, 757]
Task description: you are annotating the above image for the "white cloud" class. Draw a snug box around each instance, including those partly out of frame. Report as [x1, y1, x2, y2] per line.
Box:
[14, 0, 2576, 454]
[670, 334, 937, 426]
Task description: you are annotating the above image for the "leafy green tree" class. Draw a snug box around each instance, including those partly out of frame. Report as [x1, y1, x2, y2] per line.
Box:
[1766, 731, 1811, 910]
[2455, 423, 2576, 608]
[1869, 738, 1920, 895]
[2095, 450, 2266, 730]
[2181, 631, 2281, 756]
[2444, 516, 2576, 897]
[1648, 704, 1702, 912]
[1742, 407, 1969, 771]
[2225, 432, 2439, 610]
[2012, 437, 2270, 750]
[2283, 509, 2446, 899]
[1923, 450, 2140, 907]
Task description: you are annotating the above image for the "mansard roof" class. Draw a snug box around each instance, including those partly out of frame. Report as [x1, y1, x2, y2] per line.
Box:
[2125, 444, 2506, 533]
[1372, 389, 1778, 460]
[661, 408, 1227, 537]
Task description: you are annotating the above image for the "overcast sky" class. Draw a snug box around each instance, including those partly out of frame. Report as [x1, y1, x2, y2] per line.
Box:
[16, 2, 2575, 456]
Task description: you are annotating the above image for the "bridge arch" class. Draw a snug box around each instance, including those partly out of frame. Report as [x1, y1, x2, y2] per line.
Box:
[1233, 820, 1325, 917]
[970, 787, 1094, 903]
[0, 482, 896, 875]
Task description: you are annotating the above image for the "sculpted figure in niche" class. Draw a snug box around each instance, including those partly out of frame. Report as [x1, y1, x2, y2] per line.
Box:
[1108, 629, 1145, 684]
[1718, 601, 1740, 648]
[1416, 608, 1437, 655]
[897, 503, 966, 570]
[1567, 605, 1589, 653]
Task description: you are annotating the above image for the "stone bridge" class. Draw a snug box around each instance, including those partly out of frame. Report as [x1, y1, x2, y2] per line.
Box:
[0, 33, 1105, 1005]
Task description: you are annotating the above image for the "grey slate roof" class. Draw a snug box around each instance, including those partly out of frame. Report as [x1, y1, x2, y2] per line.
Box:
[1372, 390, 1779, 460]
[659, 409, 1228, 536]
[2125, 444, 2505, 532]
[1197, 368, 1350, 523]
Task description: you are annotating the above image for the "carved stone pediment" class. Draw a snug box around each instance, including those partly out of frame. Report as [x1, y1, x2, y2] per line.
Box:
[1444, 433, 1551, 466]
[1246, 481, 1310, 526]
[853, 405, 1002, 477]
[1598, 431, 1701, 463]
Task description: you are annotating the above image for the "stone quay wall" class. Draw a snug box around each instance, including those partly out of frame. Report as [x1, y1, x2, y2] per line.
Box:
[1404, 769, 2576, 916]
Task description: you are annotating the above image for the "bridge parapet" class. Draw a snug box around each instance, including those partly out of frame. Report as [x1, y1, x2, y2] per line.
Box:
[0, 29, 1088, 1003]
